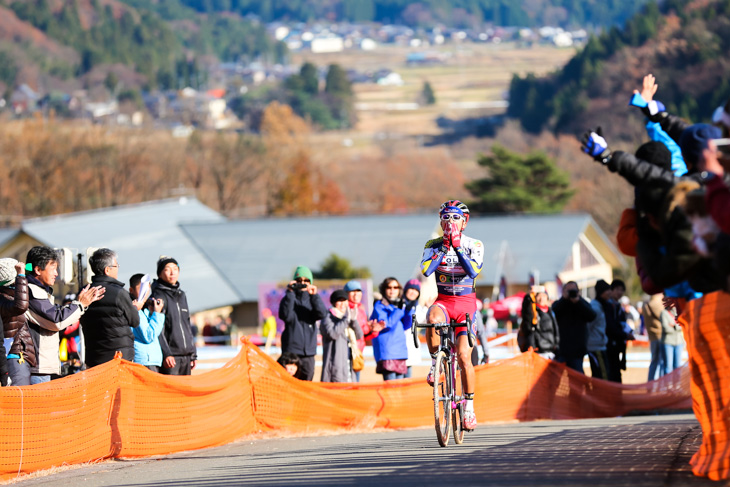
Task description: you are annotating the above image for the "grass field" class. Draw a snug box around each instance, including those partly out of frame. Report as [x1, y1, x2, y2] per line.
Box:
[293, 43, 575, 137]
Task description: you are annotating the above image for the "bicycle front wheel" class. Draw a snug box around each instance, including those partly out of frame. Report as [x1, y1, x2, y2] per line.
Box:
[452, 361, 465, 444]
[433, 350, 451, 447]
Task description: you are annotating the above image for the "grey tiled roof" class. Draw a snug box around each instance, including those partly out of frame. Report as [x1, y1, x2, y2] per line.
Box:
[182, 212, 619, 301]
[20, 198, 239, 313]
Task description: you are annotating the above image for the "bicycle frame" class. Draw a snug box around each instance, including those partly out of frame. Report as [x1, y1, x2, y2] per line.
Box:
[412, 315, 472, 446]
[435, 325, 465, 413]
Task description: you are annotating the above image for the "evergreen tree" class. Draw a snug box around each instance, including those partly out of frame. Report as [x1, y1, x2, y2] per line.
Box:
[421, 81, 436, 105]
[313, 253, 371, 279]
[466, 144, 574, 213]
[324, 64, 355, 128]
[324, 64, 352, 97]
[300, 62, 319, 96]
[0, 50, 18, 87]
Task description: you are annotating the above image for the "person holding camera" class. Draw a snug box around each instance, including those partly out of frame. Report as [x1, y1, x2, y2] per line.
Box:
[278, 266, 327, 381]
[129, 273, 165, 372]
[551, 281, 596, 374]
[520, 287, 560, 359]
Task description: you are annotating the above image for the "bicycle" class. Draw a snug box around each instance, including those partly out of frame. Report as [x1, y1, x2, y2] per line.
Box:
[412, 314, 474, 447]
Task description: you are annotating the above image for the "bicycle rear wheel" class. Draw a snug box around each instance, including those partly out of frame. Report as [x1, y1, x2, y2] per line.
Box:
[452, 361, 465, 444]
[433, 351, 451, 447]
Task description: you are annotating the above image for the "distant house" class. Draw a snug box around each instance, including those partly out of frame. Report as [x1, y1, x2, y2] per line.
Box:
[376, 72, 404, 86]
[10, 84, 40, 115]
[360, 38, 377, 50]
[171, 89, 236, 129]
[143, 91, 168, 119]
[84, 100, 119, 120]
[310, 36, 344, 53]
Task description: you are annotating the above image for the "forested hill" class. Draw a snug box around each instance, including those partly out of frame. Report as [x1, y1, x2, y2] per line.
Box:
[0, 0, 285, 92]
[152, 0, 648, 30]
[507, 0, 730, 140]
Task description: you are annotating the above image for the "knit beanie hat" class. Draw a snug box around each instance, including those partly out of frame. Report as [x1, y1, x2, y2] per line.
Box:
[293, 266, 313, 282]
[330, 289, 348, 306]
[595, 279, 610, 297]
[0, 258, 18, 287]
[403, 279, 421, 295]
[635, 141, 672, 171]
[156, 255, 179, 276]
[679, 124, 722, 169]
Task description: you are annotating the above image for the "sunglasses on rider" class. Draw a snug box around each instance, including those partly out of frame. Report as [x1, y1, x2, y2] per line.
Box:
[440, 213, 463, 221]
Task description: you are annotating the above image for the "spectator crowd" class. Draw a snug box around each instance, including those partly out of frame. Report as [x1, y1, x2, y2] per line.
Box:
[275, 266, 492, 384]
[0, 247, 200, 385]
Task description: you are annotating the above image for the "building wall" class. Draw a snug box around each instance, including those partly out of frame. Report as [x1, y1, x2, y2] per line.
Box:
[231, 302, 259, 335]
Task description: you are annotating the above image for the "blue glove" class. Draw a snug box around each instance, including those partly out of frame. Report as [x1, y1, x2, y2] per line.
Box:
[629, 93, 665, 121]
[580, 127, 612, 164]
[629, 92, 648, 108]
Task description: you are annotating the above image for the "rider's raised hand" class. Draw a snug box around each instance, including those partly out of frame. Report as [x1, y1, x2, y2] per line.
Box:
[450, 222, 462, 248]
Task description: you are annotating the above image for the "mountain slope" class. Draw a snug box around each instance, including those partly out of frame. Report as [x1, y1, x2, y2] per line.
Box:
[507, 0, 730, 140]
[0, 0, 285, 93]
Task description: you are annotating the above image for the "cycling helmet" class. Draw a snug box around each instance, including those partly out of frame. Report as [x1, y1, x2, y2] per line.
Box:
[439, 199, 470, 222]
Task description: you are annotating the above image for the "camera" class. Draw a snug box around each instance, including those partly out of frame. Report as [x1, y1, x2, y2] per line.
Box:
[568, 289, 579, 298]
[291, 282, 308, 290]
[716, 138, 730, 156]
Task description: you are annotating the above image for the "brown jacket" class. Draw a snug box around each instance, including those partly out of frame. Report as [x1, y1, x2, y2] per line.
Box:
[642, 294, 664, 342]
[0, 275, 34, 367]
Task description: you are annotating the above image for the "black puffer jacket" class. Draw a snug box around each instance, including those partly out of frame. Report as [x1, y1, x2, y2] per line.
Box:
[80, 275, 140, 367]
[279, 289, 327, 356]
[0, 275, 33, 368]
[551, 296, 596, 358]
[151, 279, 196, 359]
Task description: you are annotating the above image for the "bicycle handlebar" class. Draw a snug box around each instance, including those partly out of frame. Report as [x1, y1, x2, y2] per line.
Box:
[412, 315, 475, 347]
[412, 315, 471, 329]
[414, 321, 462, 328]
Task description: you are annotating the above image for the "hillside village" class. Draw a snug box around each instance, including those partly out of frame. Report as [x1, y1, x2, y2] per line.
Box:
[1, 20, 587, 132]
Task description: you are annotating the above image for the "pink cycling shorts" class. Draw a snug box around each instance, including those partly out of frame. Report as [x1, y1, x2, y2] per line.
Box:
[432, 294, 476, 338]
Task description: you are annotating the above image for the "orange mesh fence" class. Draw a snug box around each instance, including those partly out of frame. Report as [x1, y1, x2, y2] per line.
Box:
[678, 290, 730, 481]
[0, 338, 691, 482]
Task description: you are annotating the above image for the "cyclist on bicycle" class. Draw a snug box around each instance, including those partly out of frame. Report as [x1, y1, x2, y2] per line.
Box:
[420, 200, 484, 430]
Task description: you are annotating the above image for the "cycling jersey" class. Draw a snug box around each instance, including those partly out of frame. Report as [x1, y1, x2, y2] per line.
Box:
[420, 235, 484, 296]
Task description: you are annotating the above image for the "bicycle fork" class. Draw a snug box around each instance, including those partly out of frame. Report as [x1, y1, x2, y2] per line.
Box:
[450, 355, 465, 410]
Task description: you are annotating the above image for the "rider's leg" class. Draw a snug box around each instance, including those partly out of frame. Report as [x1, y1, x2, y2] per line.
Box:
[426, 305, 446, 355]
[456, 334, 475, 396]
[457, 333, 477, 429]
[425, 305, 447, 384]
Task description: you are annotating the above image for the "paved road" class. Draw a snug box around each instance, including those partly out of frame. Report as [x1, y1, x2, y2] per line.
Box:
[17, 414, 716, 487]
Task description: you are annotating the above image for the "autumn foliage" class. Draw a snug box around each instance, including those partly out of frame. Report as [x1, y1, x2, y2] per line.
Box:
[0, 105, 469, 222]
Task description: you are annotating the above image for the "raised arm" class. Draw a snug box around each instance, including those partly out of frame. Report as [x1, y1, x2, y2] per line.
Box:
[421, 238, 447, 277]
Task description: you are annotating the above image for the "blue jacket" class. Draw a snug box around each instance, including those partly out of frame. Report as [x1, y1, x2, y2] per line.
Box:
[133, 309, 165, 366]
[645, 121, 688, 176]
[370, 300, 409, 362]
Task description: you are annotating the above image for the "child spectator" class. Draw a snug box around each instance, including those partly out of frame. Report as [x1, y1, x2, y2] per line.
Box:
[129, 274, 165, 372]
[276, 352, 300, 377]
